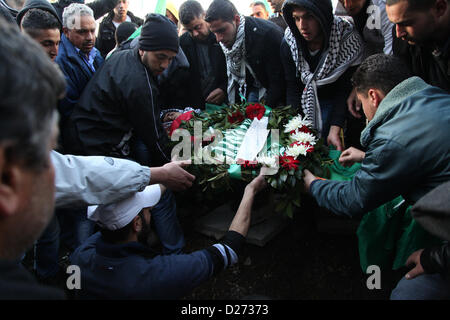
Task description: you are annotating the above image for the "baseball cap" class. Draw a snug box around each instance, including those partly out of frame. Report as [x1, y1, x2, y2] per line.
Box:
[88, 184, 162, 231]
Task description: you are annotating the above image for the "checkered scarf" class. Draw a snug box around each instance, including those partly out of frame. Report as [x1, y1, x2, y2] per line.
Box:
[220, 15, 247, 104]
[285, 16, 364, 134]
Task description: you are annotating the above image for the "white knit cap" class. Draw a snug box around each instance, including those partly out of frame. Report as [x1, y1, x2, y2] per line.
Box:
[87, 185, 162, 230]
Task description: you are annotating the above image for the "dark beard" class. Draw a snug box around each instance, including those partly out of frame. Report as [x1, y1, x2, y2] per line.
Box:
[137, 212, 152, 246]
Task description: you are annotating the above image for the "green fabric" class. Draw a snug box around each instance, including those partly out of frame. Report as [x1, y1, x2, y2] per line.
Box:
[129, 26, 141, 41]
[203, 103, 274, 180]
[326, 149, 442, 271]
[229, 164, 242, 180]
[205, 103, 227, 113]
[154, 0, 167, 15]
[326, 148, 361, 181]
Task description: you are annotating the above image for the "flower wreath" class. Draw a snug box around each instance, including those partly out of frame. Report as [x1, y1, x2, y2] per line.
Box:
[169, 103, 332, 217]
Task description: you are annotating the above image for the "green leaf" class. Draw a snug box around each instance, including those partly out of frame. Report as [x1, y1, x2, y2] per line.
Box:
[275, 200, 287, 212]
[286, 203, 293, 219]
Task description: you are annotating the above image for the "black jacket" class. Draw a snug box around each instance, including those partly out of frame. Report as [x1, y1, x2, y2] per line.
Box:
[281, 0, 352, 128]
[96, 10, 143, 58]
[421, 245, 450, 276]
[0, 260, 65, 299]
[52, 0, 118, 20]
[71, 48, 170, 166]
[393, 28, 449, 93]
[237, 16, 285, 108]
[180, 31, 227, 109]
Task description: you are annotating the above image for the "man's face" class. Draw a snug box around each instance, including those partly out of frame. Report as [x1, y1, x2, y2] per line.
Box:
[292, 8, 323, 44]
[114, 0, 129, 20]
[209, 16, 239, 49]
[139, 49, 177, 77]
[14, 120, 57, 257]
[338, 0, 367, 16]
[268, 0, 285, 13]
[251, 4, 269, 19]
[27, 28, 61, 61]
[137, 208, 152, 245]
[386, 0, 438, 45]
[356, 91, 377, 121]
[184, 16, 210, 42]
[64, 14, 96, 54]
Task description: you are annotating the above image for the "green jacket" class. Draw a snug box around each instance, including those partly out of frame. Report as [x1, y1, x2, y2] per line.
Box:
[311, 77, 450, 217]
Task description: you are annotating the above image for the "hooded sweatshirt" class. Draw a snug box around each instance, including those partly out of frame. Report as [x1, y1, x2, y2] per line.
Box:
[16, 0, 62, 28]
[280, 0, 364, 134]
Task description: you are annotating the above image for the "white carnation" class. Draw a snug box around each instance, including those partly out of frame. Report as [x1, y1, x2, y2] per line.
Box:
[284, 115, 312, 133]
[257, 156, 278, 168]
[285, 144, 309, 159]
[291, 131, 317, 145]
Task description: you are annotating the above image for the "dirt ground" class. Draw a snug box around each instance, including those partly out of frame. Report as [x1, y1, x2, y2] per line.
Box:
[179, 195, 407, 300]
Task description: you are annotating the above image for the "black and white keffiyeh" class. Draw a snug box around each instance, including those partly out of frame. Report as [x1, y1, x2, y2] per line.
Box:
[285, 16, 364, 134]
[220, 15, 247, 104]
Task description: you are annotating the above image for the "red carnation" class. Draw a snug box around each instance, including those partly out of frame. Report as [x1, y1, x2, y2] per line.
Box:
[279, 155, 300, 171]
[169, 111, 194, 136]
[228, 111, 245, 124]
[245, 103, 266, 120]
[298, 125, 311, 133]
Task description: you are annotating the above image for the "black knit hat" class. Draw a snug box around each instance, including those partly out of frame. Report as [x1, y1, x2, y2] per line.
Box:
[282, 0, 333, 45]
[139, 13, 179, 53]
[17, 0, 63, 29]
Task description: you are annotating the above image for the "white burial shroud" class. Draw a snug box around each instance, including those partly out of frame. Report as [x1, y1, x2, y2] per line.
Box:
[235, 117, 269, 162]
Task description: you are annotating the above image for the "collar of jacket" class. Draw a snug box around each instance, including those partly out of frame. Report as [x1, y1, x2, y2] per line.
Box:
[104, 10, 140, 26]
[361, 76, 429, 147]
[60, 34, 100, 69]
[96, 234, 158, 259]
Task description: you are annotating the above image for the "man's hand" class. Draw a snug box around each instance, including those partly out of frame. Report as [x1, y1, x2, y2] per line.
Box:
[302, 169, 317, 193]
[339, 147, 365, 167]
[205, 88, 226, 105]
[405, 249, 425, 280]
[327, 125, 344, 151]
[151, 161, 195, 191]
[347, 88, 363, 119]
[245, 174, 268, 195]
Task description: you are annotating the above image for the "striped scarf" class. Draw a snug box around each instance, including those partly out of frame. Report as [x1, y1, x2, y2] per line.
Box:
[220, 15, 247, 104]
[285, 16, 364, 134]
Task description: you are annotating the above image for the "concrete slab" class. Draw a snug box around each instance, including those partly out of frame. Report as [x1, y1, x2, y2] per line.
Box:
[195, 202, 289, 247]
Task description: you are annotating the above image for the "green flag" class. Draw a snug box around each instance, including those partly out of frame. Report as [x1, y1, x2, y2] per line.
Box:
[154, 0, 167, 15]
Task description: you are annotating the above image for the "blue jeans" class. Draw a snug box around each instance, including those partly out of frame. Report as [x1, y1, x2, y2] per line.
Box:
[151, 189, 185, 255]
[390, 273, 450, 300]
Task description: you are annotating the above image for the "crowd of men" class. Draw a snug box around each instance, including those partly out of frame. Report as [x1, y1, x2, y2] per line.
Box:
[0, 0, 449, 300]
